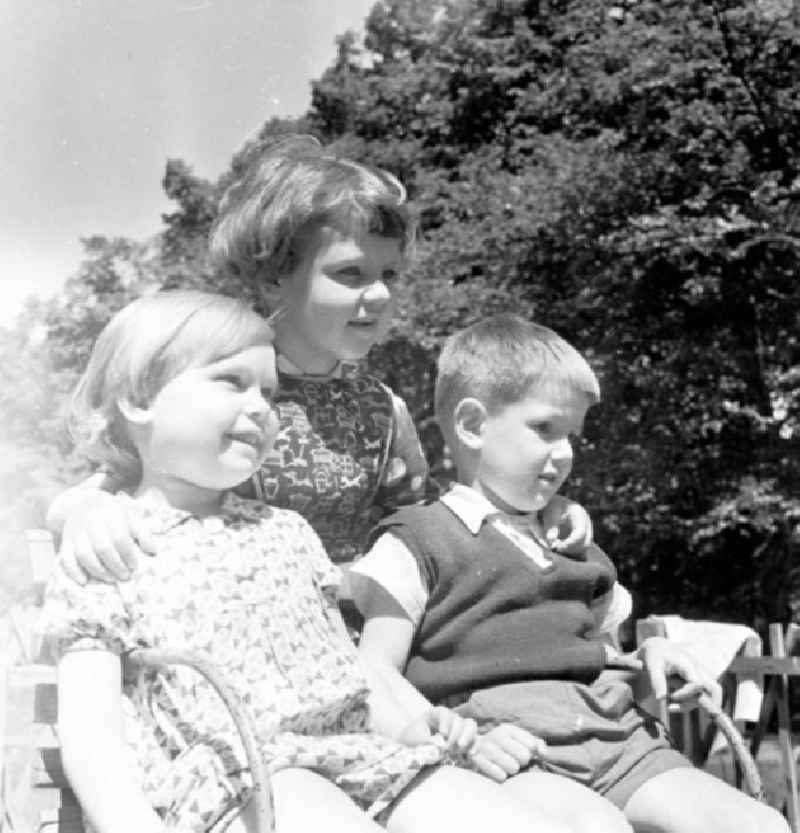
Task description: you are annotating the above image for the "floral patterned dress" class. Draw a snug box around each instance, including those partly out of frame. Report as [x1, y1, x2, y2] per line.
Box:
[41, 494, 444, 831]
[241, 359, 435, 565]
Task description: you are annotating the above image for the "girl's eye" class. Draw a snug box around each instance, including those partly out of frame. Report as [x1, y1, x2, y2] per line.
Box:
[531, 422, 552, 435]
[381, 268, 398, 283]
[217, 374, 246, 390]
[335, 266, 365, 284]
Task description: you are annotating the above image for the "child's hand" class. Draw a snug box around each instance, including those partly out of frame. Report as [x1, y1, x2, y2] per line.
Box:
[469, 724, 547, 783]
[398, 707, 477, 755]
[541, 495, 593, 554]
[426, 706, 478, 755]
[637, 637, 722, 707]
[60, 492, 155, 586]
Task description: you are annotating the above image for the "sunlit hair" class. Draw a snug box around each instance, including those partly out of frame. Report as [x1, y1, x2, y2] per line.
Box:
[209, 134, 415, 291]
[70, 290, 275, 483]
[434, 313, 600, 445]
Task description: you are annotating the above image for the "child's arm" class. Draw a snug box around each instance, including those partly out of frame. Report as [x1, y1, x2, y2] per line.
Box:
[636, 637, 723, 705]
[353, 536, 543, 774]
[47, 473, 155, 584]
[373, 389, 439, 517]
[58, 650, 166, 833]
[358, 596, 475, 753]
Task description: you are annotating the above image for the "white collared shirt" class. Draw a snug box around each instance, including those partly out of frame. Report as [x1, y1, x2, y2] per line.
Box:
[347, 483, 632, 633]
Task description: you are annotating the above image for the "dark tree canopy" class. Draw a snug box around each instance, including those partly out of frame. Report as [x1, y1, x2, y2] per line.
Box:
[1, 0, 798, 633]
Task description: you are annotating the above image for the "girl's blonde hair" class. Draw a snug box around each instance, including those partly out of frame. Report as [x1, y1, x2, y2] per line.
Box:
[209, 134, 415, 289]
[70, 290, 274, 483]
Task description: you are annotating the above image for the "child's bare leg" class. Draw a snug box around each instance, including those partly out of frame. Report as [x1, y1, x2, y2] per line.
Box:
[385, 766, 572, 833]
[269, 768, 383, 833]
[502, 771, 633, 833]
[623, 767, 790, 833]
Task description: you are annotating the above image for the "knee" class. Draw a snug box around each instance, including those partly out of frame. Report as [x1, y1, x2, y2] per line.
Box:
[532, 820, 572, 833]
[693, 799, 789, 833]
[568, 804, 632, 833]
[747, 803, 791, 833]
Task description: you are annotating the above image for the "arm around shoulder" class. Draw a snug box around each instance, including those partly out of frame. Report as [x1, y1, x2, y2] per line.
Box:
[46, 470, 111, 534]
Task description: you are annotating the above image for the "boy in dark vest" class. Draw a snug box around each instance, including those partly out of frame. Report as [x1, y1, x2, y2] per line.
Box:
[349, 314, 787, 833]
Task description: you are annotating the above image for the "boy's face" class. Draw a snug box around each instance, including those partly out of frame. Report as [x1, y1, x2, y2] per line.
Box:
[274, 225, 402, 373]
[474, 385, 591, 514]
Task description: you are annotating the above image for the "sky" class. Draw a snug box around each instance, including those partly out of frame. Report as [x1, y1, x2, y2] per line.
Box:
[0, 0, 377, 324]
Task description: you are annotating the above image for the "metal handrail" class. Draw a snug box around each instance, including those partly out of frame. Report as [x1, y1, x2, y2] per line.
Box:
[126, 649, 274, 832]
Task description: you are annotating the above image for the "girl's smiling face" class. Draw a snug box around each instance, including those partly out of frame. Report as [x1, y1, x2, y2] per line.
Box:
[131, 344, 279, 513]
[272, 225, 402, 374]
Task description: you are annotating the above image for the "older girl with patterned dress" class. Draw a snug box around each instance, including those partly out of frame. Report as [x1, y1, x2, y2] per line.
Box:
[40, 291, 569, 833]
[47, 135, 594, 579]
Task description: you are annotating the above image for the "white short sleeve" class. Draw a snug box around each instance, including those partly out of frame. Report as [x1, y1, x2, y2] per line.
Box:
[591, 581, 633, 636]
[346, 533, 429, 627]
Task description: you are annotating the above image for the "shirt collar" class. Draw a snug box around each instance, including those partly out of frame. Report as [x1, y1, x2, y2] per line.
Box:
[439, 483, 516, 535]
[131, 490, 264, 536]
[441, 482, 546, 538]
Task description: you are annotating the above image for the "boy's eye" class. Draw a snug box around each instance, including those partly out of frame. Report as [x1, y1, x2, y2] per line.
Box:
[382, 268, 398, 282]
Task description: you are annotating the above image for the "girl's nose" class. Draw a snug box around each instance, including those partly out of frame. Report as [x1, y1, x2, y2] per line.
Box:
[244, 386, 272, 424]
[361, 278, 392, 309]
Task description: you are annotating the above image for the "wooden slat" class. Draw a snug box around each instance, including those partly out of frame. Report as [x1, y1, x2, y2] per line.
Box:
[7, 664, 58, 687]
[729, 656, 800, 676]
[770, 624, 800, 832]
[3, 531, 85, 833]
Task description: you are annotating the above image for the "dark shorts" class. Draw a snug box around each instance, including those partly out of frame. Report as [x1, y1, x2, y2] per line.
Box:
[455, 674, 692, 808]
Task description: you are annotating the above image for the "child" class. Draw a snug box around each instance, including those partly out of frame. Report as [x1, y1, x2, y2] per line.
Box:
[40, 292, 573, 833]
[352, 314, 789, 833]
[47, 135, 593, 581]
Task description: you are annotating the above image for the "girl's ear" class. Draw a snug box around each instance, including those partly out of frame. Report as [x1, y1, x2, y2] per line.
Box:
[258, 280, 284, 311]
[453, 397, 487, 451]
[117, 398, 153, 426]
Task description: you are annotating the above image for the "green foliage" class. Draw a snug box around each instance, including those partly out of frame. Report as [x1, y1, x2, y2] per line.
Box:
[1, 1, 798, 629]
[311, 0, 800, 626]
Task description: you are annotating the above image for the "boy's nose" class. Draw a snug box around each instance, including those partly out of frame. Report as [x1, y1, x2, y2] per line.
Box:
[550, 437, 574, 461]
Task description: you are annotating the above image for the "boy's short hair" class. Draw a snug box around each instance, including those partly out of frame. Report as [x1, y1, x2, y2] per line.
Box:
[435, 313, 600, 443]
[209, 134, 416, 288]
[70, 290, 274, 483]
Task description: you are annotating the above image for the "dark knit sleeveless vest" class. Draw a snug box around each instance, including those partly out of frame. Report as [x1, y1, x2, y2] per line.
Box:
[373, 501, 616, 703]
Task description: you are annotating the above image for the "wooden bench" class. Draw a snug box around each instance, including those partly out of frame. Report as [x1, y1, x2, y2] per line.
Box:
[637, 615, 800, 832]
[1, 531, 273, 833]
[3, 531, 773, 833]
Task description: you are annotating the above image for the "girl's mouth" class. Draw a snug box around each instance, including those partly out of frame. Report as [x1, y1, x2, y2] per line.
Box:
[226, 431, 263, 451]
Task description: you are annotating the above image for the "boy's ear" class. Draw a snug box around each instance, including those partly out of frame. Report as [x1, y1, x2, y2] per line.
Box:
[453, 397, 487, 451]
[117, 398, 153, 426]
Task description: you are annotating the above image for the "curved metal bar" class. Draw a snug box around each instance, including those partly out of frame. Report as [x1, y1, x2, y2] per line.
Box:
[126, 648, 274, 832]
[697, 692, 764, 802]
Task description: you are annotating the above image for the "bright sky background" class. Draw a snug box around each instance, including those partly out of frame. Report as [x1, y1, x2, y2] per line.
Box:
[0, 0, 376, 324]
